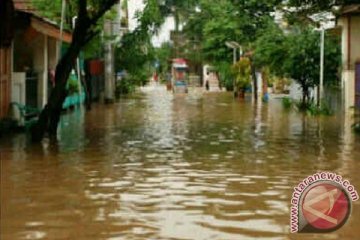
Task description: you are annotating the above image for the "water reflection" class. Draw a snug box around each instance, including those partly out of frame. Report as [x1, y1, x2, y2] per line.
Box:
[1, 86, 360, 239]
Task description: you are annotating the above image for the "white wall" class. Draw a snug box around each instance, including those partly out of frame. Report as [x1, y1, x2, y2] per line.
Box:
[338, 15, 360, 109]
[343, 70, 355, 109]
[30, 34, 50, 108]
[289, 81, 316, 102]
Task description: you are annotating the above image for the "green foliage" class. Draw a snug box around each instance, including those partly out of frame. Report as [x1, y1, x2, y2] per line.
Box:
[115, 78, 136, 97]
[32, 0, 119, 30]
[154, 42, 172, 78]
[253, 21, 289, 76]
[254, 23, 341, 105]
[115, 0, 163, 91]
[83, 35, 103, 59]
[294, 100, 334, 116]
[183, 0, 281, 65]
[32, 0, 65, 26]
[282, 97, 293, 110]
[215, 62, 235, 91]
[232, 58, 252, 91]
[353, 122, 360, 134]
[281, 97, 333, 116]
[67, 78, 79, 95]
[32, 0, 123, 61]
[284, 1, 360, 27]
[200, 1, 242, 63]
[159, 0, 199, 30]
[286, 0, 360, 13]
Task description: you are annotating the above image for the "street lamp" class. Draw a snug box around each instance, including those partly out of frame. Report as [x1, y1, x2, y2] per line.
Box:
[225, 41, 242, 96]
[315, 15, 335, 107]
[225, 41, 242, 64]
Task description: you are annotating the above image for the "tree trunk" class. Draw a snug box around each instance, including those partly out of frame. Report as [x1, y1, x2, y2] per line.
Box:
[239, 89, 245, 99]
[29, 0, 119, 142]
[31, 27, 87, 142]
[300, 84, 309, 110]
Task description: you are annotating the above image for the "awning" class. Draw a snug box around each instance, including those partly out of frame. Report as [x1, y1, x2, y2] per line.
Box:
[31, 16, 72, 43]
[339, 4, 360, 15]
[172, 58, 188, 69]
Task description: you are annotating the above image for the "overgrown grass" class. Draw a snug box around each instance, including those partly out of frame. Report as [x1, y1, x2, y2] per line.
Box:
[282, 97, 293, 109]
[115, 77, 137, 98]
[282, 98, 333, 116]
[302, 102, 333, 116]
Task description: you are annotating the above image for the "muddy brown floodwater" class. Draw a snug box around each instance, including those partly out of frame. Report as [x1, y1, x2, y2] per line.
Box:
[1, 86, 360, 240]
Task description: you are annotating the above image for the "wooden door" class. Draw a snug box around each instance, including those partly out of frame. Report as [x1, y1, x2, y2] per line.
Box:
[356, 62, 360, 109]
[0, 48, 11, 118]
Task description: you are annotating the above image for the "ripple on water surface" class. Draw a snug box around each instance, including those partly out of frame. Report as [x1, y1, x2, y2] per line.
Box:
[1, 86, 360, 240]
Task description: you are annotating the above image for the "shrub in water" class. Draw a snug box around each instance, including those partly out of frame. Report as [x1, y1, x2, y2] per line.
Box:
[282, 97, 293, 109]
[295, 101, 333, 116]
[353, 122, 360, 134]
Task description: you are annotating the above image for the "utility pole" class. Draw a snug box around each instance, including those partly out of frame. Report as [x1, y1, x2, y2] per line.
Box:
[103, 0, 123, 103]
[58, 0, 66, 61]
[233, 48, 237, 64]
[104, 21, 115, 103]
[319, 28, 325, 107]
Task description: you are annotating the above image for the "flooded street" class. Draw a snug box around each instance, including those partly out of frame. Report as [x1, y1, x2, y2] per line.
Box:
[1, 86, 360, 240]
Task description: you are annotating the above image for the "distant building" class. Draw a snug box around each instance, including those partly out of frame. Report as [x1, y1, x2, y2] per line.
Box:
[337, 4, 360, 110]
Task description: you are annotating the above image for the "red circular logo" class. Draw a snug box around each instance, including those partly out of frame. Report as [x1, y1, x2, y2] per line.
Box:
[301, 182, 351, 231]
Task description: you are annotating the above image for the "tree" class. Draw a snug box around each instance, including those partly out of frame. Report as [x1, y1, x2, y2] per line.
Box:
[154, 42, 173, 80]
[287, 0, 360, 13]
[253, 21, 289, 77]
[181, 0, 282, 94]
[232, 57, 252, 98]
[159, 0, 199, 32]
[254, 24, 341, 107]
[31, 0, 120, 142]
[285, 0, 360, 26]
[115, 0, 164, 88]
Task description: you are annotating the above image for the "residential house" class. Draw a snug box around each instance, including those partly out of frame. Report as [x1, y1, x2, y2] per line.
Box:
[337, 4, 360, 110]
[1, 0, 73, 124]
[12, 0, 72, 111]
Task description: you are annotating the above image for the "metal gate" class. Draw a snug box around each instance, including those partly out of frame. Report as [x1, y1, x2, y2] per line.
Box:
[26, 72, 38, 108]
[356, 62, 360, 109]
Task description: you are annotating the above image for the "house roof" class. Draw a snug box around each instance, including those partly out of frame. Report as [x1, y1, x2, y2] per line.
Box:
[339, 4, 360, 15]
[13, 0, 72, 43]
[13, 0, 36, 14]
[31, 15, 72, 43]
